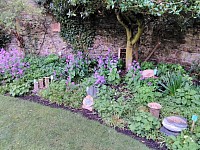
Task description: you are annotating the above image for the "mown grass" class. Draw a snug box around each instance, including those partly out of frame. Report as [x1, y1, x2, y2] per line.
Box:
[0, 95, 150, 150]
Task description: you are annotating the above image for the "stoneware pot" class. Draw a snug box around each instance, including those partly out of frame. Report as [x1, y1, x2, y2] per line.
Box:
[148, 102, 162, 118]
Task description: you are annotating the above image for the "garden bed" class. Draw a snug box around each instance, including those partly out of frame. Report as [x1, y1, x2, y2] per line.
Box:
[0, 49, 200, 150]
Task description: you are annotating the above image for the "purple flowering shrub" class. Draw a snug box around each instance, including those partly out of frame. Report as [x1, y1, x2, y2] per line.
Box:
[94, 50, 121, 85]
[65, 52, 90, 83]
[0, 48, 26, 84]
[125, 60, 142, 85]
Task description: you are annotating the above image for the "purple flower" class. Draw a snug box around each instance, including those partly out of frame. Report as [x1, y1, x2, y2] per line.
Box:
[147, 82, 152, 86]
[0, 48, 25, 79]
[95, 75, 106, 85]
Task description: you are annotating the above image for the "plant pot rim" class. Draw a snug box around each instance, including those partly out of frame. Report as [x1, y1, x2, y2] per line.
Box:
[148, 102, 162, 110]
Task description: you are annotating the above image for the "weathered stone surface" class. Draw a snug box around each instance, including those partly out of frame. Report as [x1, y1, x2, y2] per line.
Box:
[180, 51, 200, 63]
[160, 126, 180, 136]
[162, 116, 188, 132]
[6, 0, 200, 65]
[86, 86, 98, 98]
[82, 95, 94, 111]
[141, 70, 155, 79]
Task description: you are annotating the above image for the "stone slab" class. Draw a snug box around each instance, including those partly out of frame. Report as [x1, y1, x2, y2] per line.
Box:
[160, 126, 180, 136]
[162, 116, 187, 132]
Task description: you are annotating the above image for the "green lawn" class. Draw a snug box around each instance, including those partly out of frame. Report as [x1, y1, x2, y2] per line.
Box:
[0, 95, 150, 150]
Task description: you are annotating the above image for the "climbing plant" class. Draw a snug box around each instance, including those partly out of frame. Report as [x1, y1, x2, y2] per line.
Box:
[42, 0, 96, 54]
[0, 27, 11, 48]
[59, 17, 95, 54]
[49, 0, 200, 69]
[0, 0, 43, 49]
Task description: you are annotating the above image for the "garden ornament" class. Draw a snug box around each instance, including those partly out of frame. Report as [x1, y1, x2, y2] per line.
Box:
[82, 95, 94, 111]
[86, 86, 98, 98]
[191, 115, 198, 132]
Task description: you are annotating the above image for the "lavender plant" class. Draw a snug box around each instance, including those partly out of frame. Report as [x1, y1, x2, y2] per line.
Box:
[65, 52, 90, 83]
[125, 60, 142, 86]
[0, 48, 27, 84]
[94, 50, 121, 86]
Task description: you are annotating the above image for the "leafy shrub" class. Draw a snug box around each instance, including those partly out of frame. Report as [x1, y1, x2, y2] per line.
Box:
[157, 63, 186, 76]
[165, 132, 200, 150]
[133, 85, 162, 104]
[0, 48, 26, 84]
[94, 52, 121, 85]
[0, 85, 9, 94]
[23, 54, 66, 81]
[125, 60, 141, 86]
[44, 54, 59, 64]
[9, 79, 31, 96]
[39, 80, 86, 108]
[140, 61, 155, 70]
[0, 28, 11, 48]
[159, 72, 185, 96]
[94, 85, 133, 127]
[166, 84, 200, 107]
[128, 111, 161, 140]
[66, 52, 91, 83]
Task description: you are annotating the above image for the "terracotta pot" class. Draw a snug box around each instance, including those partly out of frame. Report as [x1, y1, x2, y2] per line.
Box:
[148, 102, 162, 118]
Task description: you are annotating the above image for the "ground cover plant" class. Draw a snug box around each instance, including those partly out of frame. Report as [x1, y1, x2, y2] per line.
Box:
[0, 48, 200, 149]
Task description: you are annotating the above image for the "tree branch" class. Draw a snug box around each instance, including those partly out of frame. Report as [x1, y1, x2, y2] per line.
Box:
[144, 42, 161, 61]
[115, 10, 129, 30]
[130, 18, 144, 45]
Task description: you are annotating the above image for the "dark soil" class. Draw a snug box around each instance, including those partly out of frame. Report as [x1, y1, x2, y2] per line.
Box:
[19, 94, 167, 150]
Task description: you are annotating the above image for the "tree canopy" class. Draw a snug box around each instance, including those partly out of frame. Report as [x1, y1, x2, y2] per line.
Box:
[51, 0, 200, 18]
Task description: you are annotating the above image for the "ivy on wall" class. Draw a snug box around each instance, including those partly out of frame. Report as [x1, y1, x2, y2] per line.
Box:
[0, 27, 11, 48]
[35, 0, 96, 54]
[59, 16, 96, 54]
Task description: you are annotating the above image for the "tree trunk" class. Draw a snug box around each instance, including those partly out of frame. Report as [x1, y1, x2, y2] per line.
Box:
[126, 40, 133, 70]
[116, 12, 144, 70]
[134, 41, 139, 61]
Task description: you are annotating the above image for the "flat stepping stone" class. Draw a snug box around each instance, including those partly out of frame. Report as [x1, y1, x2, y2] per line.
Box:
[162, 116, 187, 132]
[160, 126, 180, 136]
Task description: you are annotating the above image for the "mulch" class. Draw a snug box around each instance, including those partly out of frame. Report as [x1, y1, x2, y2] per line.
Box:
[18, 94, 168, 150]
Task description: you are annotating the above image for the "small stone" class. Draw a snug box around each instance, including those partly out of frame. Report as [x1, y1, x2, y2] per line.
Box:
[141, 70, 155, 79]
[162, 116, 188, 132]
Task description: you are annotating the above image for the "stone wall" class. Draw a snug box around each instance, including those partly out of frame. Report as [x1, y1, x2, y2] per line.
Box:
[7, 2, 200, 65]
[7, 13, 71, 56]
[89, 15, 200, 65]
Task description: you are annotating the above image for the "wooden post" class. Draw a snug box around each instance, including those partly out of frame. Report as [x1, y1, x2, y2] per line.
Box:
[44, 77, 50, 88]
